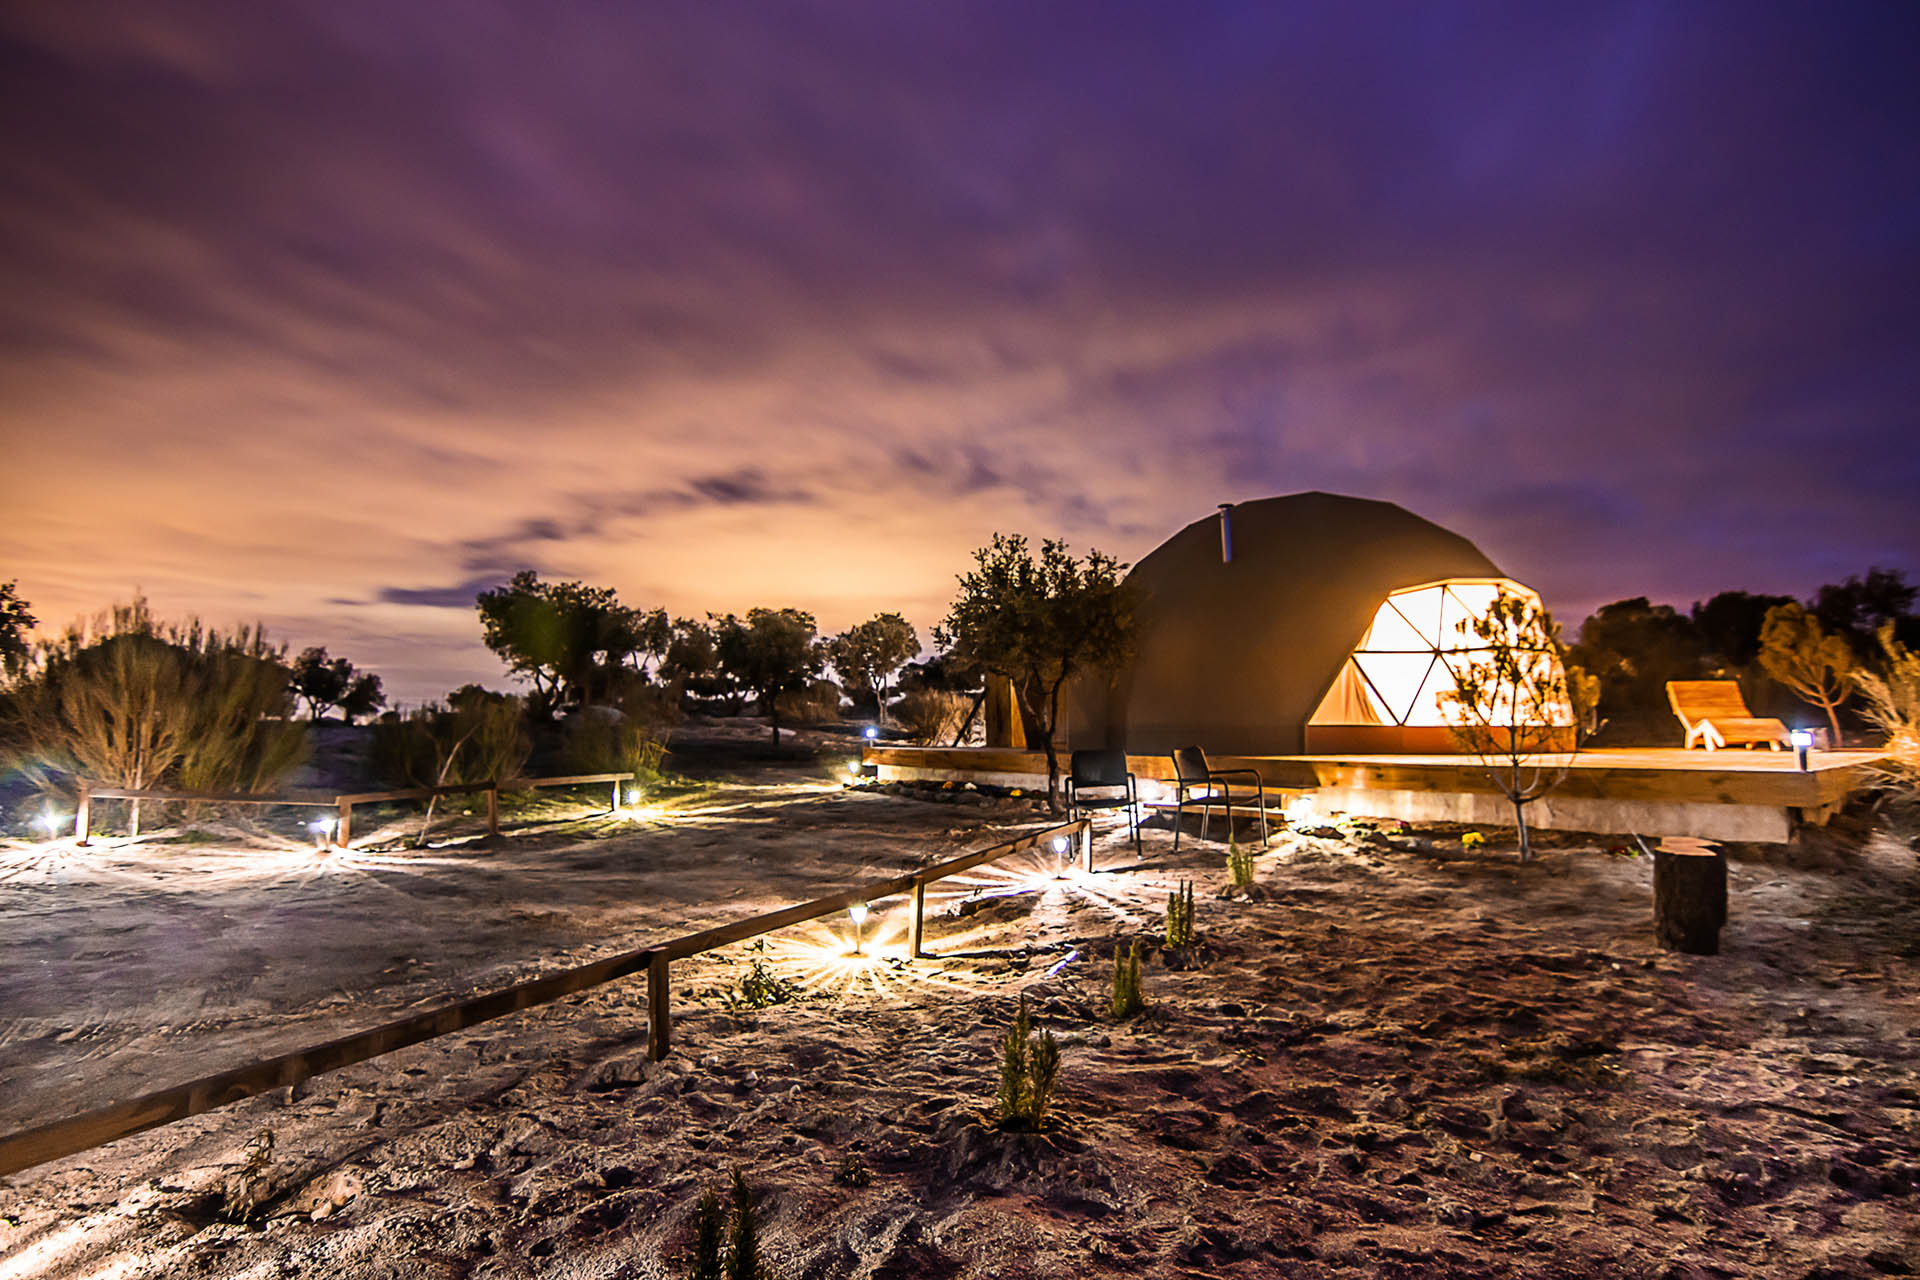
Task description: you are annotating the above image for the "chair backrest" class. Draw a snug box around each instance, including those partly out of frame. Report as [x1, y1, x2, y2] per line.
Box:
[1070, 748, 1130, 787]
[1667, 680, 1753, 723]
[1171, 746, 1210, 782]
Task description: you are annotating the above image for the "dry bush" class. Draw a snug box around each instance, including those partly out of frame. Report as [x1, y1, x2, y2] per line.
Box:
[0, 598, 307, 832]
[895, 688, 971, 745]
[772, 678, 842, 727]
[565, 682, 681, 781]
[1855, 623, 1920, 824]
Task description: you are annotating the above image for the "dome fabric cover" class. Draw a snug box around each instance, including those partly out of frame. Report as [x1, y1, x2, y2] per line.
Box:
[1065, 492, 1505, 755]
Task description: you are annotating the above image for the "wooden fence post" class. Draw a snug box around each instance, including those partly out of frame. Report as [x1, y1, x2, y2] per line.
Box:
[909, 879, 927, 958]
[647, 954, 671, 1060]
[1080, 820, 1092, 873]
[611, 781, 621, 813]
[336, 799, 353, 850]
[74, 787, 91, 846]
[486, 787, 500, 836]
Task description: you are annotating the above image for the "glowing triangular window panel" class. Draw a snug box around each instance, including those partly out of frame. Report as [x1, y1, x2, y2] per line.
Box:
[1438, 581, 1503, 649]
[1352, 652, 1436, 726]
[1362, 594, 1432, 653]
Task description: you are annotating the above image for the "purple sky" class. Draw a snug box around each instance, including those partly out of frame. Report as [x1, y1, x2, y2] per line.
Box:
[3, 1, 1916, 702]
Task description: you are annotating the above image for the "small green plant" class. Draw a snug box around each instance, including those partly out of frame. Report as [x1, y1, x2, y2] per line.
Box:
[727, 1169, 762, 1280]
[220, 1127, 275, 1224]
[1226, 841, 1255, 890]
[688, 1186, 725, 1280]
[995, 995, 1062, 1130]
[1110, 940, 1144, 1018]
[685, 1172, 767, 1280]
[834, 1151, 872, 1187]
[727, 959, 800, 1010]
[1165, 879, 1195, 948]
[1460, 830, 1486, 850]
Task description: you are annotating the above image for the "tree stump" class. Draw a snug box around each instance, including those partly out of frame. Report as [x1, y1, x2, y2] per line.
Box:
[1653, 840, 1726, 955]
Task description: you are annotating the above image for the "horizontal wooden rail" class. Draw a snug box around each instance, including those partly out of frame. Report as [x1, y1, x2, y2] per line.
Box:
[71, 773, 637, 847]
[0, 818, 1088, 1180]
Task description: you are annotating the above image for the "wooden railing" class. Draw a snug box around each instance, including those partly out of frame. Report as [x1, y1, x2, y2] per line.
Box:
[75, 773, 638, 847]
[0, 817, 1092, 1179]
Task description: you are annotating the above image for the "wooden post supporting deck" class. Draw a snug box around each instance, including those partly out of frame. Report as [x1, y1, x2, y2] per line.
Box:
[336, 799, 353, 850]
[647, 953, 671, 1060]
[74, 787, 90, 846]
[486, 787, 500, 836]
[1080, 822, 1093, 873]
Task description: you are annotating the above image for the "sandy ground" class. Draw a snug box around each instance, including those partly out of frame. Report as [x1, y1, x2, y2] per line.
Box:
[0, 758, 1916, 1278]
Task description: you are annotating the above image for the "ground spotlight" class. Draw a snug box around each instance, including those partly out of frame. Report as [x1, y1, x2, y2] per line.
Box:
[848, 900, 869, 953]
[1790, 728, 1812, 772]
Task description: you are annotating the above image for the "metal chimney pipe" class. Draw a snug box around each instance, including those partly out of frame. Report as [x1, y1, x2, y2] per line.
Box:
[1217, 503, 1233, 564]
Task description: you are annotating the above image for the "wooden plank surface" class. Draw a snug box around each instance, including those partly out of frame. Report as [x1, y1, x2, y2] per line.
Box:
[0, 817, 1084, 1180]
[865, 746, 1882, 809]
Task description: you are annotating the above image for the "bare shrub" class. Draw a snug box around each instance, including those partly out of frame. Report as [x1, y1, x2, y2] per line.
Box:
[566, 682, 681, 782]
[371, 687, 531, 845]
[895, 688, 971, 746]
[1855, 623, 1920, 828]
[772, 678, 842, 727]
[1110, 940, 1144, 1018]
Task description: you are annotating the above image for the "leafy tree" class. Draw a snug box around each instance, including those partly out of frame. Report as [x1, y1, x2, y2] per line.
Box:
[1567, 597, 1705, 734]
[1439, 587, 1582, 862]
[825, 612, 920, 722]
[661, 616, 740, 710]
[713, 608, 823, 743]
[1814, 567, 1919, 657]
[475, 572, 652, 714]
[1759, 602, 1855, 744]
[934, 534, 1135, 813]
[0, 581, 35, 678]
[289, 647, 385, 722]
[1690, 590, 1795, 667]
[340, 672, 386, 723]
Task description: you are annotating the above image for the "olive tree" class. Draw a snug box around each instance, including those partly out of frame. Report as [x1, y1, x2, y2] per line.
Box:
[290, 647, 387, 723]
[1438, 587, 1583, 862]
[714, 608, 824, 744]
[934, 534, 1135, 814]
[476, 572, 654, 715]
[1759, 602, 1855, 744]
[826, 612, 920, 723]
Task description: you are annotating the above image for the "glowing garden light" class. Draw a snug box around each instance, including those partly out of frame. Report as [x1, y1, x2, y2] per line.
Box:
[624, 787, 642, 808]
[37, 809, 63, 838]
[309, 815, 338, 848]
[1790, 728, 1813, 772]
[1051, 834, 1070, 878]
[848, 900, 869, 954]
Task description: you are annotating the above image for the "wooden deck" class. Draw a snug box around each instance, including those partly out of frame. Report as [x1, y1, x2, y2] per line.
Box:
[863, 746, 1885, 844]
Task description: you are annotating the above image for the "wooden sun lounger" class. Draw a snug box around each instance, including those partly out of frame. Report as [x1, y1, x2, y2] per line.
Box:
[1667, 680, 1791, 751]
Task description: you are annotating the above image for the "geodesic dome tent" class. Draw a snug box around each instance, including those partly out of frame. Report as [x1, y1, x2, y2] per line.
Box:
[1061, 492, 1565, 755]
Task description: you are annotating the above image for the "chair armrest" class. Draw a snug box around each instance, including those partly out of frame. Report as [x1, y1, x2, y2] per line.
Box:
[1206, 767, 1264, 785]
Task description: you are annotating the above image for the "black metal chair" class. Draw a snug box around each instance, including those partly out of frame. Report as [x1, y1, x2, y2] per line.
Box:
[1170, 746, 1268, 848]
[1065, 748, 1141, 861]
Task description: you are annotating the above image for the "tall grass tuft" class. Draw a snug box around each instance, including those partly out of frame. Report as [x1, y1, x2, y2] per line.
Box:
[995, 995, 1062, 1130]
[1227, 840, 1255, 890]
[1110, 940, 1144, 1018]
[1165, 879, 1195, 948]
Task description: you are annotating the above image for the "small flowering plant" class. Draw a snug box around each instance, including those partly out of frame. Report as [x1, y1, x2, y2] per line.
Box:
[1460, 831, 1486, 849]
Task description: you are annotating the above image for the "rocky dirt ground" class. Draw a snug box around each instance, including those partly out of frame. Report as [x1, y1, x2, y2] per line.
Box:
[0, 747, 1916, 1278]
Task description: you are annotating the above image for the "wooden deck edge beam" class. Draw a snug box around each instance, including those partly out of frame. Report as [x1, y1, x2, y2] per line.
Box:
[0, 817, 1085, 1181]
